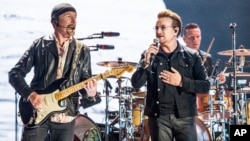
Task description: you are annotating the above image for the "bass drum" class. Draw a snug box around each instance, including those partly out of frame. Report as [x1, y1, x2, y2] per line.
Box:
[74, 114, 102, 141]
[195, 117, 212, 141]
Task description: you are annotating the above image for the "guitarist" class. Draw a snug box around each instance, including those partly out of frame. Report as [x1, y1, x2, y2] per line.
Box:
[8, 3, 98, 141]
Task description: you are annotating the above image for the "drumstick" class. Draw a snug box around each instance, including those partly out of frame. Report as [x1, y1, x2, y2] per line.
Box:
[222, 56, 233, 73]
[202, 37, 215, 65]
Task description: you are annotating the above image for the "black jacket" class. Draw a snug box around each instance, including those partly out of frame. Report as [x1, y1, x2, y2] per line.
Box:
[131, 42, 210, 118]
[9, 34, 94, 116]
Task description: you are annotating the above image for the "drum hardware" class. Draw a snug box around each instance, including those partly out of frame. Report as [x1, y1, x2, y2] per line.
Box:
[231, 92, 247, 125]
[96, 58, 137, 141]
[200, 80, 230, 141]
[102, 78, 113, 141]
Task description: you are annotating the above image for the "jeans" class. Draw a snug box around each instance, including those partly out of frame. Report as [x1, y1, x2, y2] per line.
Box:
[148, 114, 196, 141]
[21, 119, 75, 141]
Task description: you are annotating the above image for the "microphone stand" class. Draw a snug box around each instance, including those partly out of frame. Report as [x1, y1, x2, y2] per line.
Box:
[15, 92, 19, 141]
[77, 34, 104, 40]
[103, 79, 112, 141]
[230, 23, 239, 125]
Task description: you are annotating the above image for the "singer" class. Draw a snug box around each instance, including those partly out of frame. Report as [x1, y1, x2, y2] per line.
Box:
[8, 3, 99, 141]
[131, 9, 210, 141]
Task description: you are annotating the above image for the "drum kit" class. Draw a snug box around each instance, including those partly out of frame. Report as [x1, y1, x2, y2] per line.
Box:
[74, 59, 150, 141]
[196, 46, 250, 141]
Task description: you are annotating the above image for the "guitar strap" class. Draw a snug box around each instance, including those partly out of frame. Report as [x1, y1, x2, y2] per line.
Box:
[70, 40, 83, 80]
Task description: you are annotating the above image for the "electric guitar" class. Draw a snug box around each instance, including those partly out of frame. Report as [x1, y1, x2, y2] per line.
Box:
[19, 65, 134, 127]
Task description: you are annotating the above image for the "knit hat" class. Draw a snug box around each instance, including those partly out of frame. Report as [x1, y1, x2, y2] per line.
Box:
[51, 3, 76, 22]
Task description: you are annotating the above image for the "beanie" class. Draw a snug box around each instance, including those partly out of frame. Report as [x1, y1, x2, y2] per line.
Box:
[51, 3, 76, 22]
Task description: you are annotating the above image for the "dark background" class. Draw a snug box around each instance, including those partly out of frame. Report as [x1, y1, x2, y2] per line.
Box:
[163, 0, 250, 73]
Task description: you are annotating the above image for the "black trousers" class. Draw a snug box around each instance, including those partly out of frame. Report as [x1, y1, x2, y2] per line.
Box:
[148, 114, 196, 141]
[21, 119, 75, 141]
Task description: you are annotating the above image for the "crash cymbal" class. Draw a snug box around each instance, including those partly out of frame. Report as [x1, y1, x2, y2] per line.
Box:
[97, 61, 138, 67]
[217, 48, 250, 56]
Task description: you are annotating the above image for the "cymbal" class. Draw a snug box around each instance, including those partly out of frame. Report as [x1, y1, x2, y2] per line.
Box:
[97, 61, 138, 67]
[217, 48, 250, 56]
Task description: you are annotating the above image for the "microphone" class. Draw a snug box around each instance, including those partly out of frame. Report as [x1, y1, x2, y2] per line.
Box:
[211, 59, 221, 78]
[88, 44, 115, 50]
[104, 79, 113, 90]
[239, 45, 245, 67]
[239, 56, 245, 67]
[93, 32, 120, 37]
[101, 32, 120, 37]
[229, 23, 237, 29]
[96, 44, 114, 50]
[150, 38, 160, 65]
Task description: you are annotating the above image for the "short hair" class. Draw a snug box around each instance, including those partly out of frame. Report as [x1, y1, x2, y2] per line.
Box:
[157, 9, 182, 36]
[183, 23, 200, 36]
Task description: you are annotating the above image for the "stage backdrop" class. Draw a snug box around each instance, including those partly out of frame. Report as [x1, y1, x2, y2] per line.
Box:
[163, 0, 250, 73]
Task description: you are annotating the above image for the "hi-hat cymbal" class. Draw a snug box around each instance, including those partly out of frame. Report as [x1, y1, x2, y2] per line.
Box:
[97, 61, 138, 67]
[217, 48, 250, 56]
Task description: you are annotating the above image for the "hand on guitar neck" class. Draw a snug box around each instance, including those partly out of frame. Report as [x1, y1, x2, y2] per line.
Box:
[83, 79, 98, 97]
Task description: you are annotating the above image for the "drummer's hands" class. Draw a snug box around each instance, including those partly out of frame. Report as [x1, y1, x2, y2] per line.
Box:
[144, 43, 160, 64]
[160, 67, 182, 87]
[218, 72, 226, 84]
[28, 92, 44, 109]
[84, 79, 97, 97]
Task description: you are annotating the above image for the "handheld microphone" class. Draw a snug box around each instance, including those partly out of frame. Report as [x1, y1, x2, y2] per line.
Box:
[150, 38, 160, 65]
[97, 44, 115, 50]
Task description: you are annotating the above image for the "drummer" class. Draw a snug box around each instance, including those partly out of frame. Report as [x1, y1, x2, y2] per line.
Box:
[182, 23, 226, 84]
[182, 23, 229, 113]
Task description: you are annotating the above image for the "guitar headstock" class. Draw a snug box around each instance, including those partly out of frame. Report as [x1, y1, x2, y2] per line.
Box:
[108, 65, 134, 78]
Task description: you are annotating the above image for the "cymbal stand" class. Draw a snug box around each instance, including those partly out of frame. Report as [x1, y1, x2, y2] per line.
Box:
[217, 85, 227, 141]
[233, 91, 246, 124]
[103, 79, 113, 141]
[126, 94, 135, 140]
[117, 77, 127, 141]
[138, 104, 145, 141]
[208, 78, 217, 140]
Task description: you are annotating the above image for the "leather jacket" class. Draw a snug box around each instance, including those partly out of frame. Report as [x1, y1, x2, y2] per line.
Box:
[131, 42, 210, 118]
[9, 34, 94, 116]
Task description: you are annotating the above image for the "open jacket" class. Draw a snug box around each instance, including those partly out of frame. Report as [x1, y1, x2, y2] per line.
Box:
[131, 42, 210, 118]
[9, 34, 94, 117]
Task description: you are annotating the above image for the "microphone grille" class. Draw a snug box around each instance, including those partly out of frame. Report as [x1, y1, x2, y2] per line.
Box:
[153, 38, 160, 47]
[153, 38, 159, 44]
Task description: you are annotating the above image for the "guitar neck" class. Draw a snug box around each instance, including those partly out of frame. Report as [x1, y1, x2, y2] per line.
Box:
[55, 71, 108, 100]
[54, 65, 134, 100]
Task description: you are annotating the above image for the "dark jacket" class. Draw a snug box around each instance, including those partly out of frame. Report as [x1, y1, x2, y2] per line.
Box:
[8, 34, 94, 116]
[131, 42, 210, 118]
